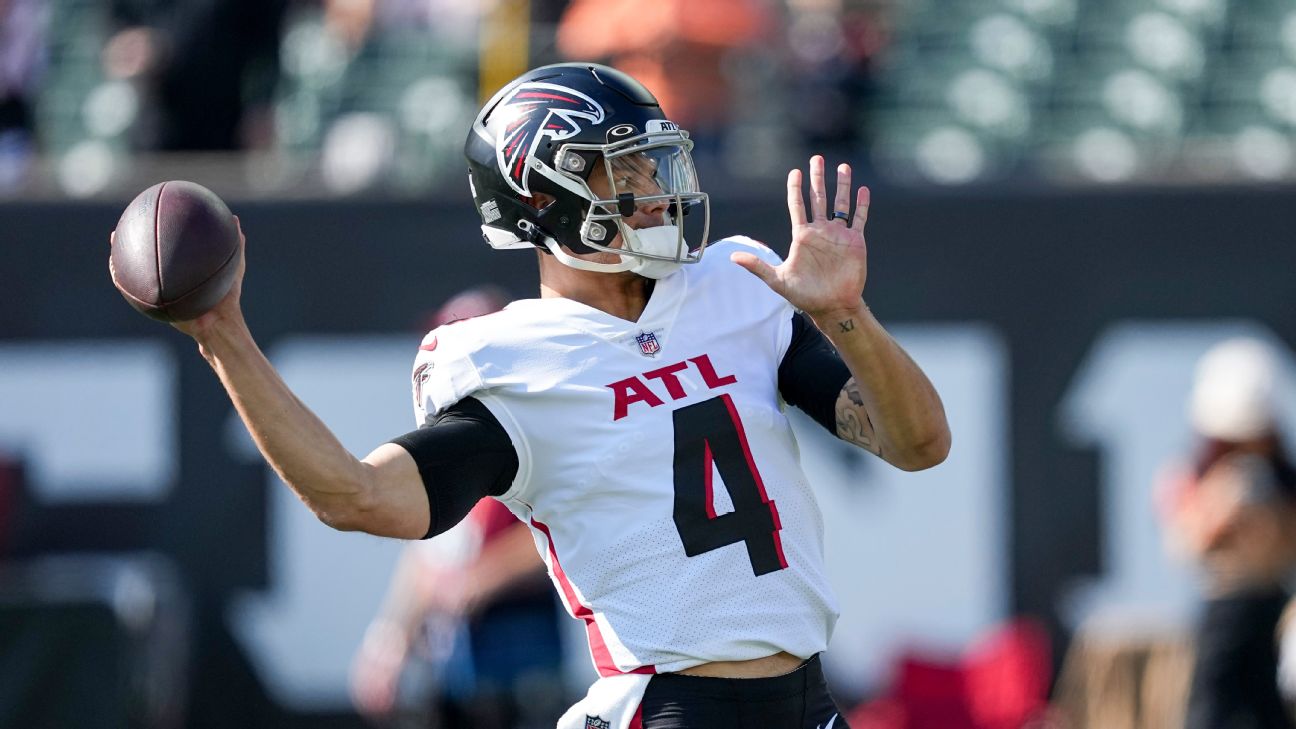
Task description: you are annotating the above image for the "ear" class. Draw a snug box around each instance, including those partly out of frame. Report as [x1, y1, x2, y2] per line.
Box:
[524, 192, 556, 210]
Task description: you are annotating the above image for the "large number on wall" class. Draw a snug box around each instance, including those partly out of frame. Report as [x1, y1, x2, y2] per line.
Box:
[227, 336, 416, 710]
[0, 341, 176, 502]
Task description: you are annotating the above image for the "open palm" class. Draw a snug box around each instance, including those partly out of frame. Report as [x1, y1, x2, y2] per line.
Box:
[731, 155, 870, 319]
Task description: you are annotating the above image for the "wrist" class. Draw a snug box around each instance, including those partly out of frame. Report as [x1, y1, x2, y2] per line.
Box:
[807, 301, 872, 336]
[192, 312, 251, 360]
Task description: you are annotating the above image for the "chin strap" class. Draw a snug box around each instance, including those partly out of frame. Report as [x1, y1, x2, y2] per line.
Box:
[541, 234, 686, 279]
[541, 235, 638, 274]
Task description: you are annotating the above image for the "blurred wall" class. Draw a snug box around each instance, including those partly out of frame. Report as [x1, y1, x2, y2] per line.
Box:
[2, 182, 1295, 720]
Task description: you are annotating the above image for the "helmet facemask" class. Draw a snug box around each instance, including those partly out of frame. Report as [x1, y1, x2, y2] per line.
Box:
[544, 129, 710, 278]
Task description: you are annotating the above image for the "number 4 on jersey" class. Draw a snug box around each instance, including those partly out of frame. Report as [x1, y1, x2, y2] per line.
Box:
[672, 394, 788, 576]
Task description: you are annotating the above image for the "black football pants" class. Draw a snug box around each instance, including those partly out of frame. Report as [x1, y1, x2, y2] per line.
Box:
[639, 654, 850, 729]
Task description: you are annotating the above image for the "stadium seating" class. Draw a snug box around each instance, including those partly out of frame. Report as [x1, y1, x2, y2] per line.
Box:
[872, 0, 1296, 183]
[33, 0, 1296, 189]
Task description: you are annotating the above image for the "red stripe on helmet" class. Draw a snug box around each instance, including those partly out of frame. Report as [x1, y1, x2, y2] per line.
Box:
[516, 91, 580, 103]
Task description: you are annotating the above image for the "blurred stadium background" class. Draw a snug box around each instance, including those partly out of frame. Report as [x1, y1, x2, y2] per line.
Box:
[3, 0, 1296, 727]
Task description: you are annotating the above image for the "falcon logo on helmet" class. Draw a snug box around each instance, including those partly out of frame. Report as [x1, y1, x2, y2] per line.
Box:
[494, 83, 605, 196]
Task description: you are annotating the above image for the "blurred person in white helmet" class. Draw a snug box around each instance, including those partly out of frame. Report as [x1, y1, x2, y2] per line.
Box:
[1159, 337, 1296, 729]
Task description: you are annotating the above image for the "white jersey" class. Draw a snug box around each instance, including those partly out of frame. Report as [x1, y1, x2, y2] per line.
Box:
[410, 237, 840, 676]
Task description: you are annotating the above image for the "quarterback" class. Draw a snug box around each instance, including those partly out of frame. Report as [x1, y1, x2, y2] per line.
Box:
[174, 64, 949, 728]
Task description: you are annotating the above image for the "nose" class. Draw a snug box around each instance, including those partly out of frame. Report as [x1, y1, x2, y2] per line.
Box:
[626, 198, 669, 229]
[636, 197, 669, 219]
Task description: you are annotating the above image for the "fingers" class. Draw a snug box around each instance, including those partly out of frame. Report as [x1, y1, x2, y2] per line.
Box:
[832, 163, 852, 224]
[786, 168, 807, 228]
[808, 155, 828, 221]
[853, 186, 871, 230]
[730, 251, 780, 290]
[791, 156, 865, 228]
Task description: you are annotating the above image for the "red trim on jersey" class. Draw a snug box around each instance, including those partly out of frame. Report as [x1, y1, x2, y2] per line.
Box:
[529, 517, 657, 677]
[629, 702, 645, 729]
[719, 393, 788, 569]
[702, 441, 717, 519]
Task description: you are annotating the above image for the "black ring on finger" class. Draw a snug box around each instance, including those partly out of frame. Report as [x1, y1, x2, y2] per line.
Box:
[831, 211, 849, 222]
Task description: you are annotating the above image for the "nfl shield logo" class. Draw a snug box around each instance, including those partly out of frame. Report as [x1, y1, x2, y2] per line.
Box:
[634, 331, 661, 358]
[585, 716, 611, 729]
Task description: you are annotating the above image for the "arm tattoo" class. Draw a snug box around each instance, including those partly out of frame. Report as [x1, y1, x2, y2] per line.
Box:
[838, 319, 855, 333]
[835, 378, 879, 454]
[847, 381, 864, 407]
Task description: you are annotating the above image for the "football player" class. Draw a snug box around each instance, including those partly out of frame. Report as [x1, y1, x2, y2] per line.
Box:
[173, 64, 950, 728]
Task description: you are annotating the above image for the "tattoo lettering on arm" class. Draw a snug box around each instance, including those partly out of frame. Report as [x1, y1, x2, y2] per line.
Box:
[838, 319, 855, 334]
[834, 378, 880, 454]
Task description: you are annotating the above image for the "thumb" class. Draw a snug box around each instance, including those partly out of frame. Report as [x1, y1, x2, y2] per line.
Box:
[730, 252, 781, 290]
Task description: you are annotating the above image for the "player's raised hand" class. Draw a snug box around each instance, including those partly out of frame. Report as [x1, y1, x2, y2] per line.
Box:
[731, 155, 870, 320]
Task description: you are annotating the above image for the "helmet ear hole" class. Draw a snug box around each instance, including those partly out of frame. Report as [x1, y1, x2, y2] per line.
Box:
[526, 193, 557, 210]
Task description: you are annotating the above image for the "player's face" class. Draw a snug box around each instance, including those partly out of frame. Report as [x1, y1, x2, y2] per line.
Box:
[586, 153, 670, 249]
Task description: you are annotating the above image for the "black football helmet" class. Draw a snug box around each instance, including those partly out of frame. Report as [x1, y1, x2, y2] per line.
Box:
[465, 63, 709, 277]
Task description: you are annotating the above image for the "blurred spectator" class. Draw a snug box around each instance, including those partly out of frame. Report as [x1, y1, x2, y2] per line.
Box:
[351, 499, 565, 729]
[316, 0, 482, 50]
[103, 0, 287, 150]
[423, 284, 513, 330]
[0, 0, 45, 190]
[1158, 338, 1296, 729]
[353, 286, 564, 729]
[556, 0, 771, 148]
[378, 0, 479, 44]
[783, 0, 889, 160]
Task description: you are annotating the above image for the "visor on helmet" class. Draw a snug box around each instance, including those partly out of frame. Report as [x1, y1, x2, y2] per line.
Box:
[555, 130, 710, 273]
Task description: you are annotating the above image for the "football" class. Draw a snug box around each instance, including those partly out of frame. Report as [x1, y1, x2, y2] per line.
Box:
[109, 180, 241, 322]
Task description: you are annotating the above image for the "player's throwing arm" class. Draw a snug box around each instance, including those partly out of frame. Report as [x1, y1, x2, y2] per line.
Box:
[109, 182, 432, 540]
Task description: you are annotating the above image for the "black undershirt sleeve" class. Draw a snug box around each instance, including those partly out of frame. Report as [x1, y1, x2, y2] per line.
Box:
[778, 313, 853, 435]
[388, 396, 520, 540]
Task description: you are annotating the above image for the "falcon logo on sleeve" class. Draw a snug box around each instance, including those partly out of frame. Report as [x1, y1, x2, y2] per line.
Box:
[494, 83, 605, 195]
[411, 361, 435, 408]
